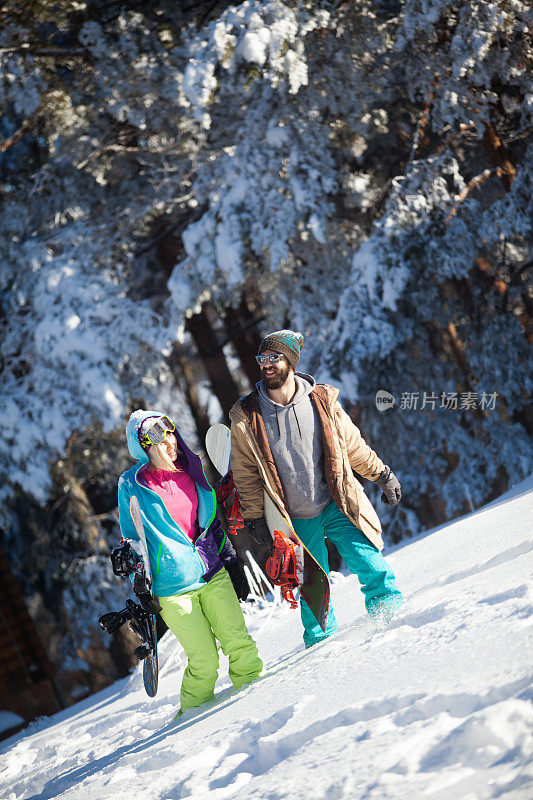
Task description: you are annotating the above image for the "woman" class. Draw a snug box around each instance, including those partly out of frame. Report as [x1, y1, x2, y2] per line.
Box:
[118, 409, 263, 718]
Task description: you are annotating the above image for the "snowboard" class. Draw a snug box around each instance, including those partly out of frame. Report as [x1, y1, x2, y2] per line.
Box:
[205, 422, 330, 632]
[129, 495, 159, 698]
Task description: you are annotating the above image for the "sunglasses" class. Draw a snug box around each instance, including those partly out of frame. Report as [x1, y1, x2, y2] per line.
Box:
[255, 354, 284, 366]
[140, 416, 176, 448]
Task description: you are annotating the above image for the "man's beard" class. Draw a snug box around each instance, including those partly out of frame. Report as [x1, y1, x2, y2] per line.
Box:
[262, 363, 290, 389]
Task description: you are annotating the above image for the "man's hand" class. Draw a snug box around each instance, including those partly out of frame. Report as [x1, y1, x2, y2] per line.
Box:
[377, 466, 402, 506]
[226, 559, 250, 602]
[244, 517, 273, 552]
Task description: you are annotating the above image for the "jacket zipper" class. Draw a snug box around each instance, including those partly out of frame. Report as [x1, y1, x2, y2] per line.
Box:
[194, 463, 217, 541]
[194, 472, 227, 553]
[133, 466, 206, 576]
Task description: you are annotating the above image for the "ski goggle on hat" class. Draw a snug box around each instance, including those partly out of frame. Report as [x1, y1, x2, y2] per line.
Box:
[139, 416, 176, 449]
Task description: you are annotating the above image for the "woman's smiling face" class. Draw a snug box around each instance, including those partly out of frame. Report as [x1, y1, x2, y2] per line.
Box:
[161, 432, 178, 461]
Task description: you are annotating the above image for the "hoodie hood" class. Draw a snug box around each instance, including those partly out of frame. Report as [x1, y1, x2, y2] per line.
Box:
[125, 409, 210, 490]
[256, 372, 316, 409]
[256, 372, 317, 441]
[126, 409, 163, 464]
[254, 372, 332, 518]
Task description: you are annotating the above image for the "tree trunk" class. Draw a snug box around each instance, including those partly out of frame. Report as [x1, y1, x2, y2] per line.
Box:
[168, 342, 211, 445]
[223, 293, 264, 387]
[185, 304, 241, 420]
[61, 436, 108, 553]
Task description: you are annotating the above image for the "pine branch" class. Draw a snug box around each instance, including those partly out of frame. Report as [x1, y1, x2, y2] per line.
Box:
[502, 126, 533, 146]
[0, 115, 38, 153]
[0, 45, 87, 57]
[482, 123, 516, 190]
[444, 167, 506, 225]
[411, 74, 441, 161]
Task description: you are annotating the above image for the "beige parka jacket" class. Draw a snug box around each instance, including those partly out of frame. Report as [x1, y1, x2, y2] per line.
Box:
[229, 383, 387, 551]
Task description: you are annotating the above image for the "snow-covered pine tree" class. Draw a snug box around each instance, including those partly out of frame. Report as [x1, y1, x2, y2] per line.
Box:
[1, 0, 531, 696]
[318, 1, 533, 532]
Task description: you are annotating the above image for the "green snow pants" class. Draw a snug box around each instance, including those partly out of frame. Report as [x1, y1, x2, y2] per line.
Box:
[159, 567, 263, 712]
[291, 501, 403, 647]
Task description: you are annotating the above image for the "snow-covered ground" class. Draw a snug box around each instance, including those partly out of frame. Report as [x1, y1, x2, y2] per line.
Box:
[2, 477, 532, 800]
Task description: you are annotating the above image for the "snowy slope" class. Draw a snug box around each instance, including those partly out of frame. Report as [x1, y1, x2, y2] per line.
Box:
[2, 477, 532, 800]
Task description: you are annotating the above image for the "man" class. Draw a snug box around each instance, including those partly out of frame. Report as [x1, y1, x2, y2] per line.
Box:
[229, 329, 403, 647]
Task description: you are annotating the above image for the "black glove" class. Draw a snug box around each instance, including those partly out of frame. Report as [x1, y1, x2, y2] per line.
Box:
[377, 466, 402, 506]
[111, 541, 139, 577]
[226, 559, 250, 602]
[244, 517, 273, 553]
[133, 570, 162, 613]
[138, 593, 162, 615]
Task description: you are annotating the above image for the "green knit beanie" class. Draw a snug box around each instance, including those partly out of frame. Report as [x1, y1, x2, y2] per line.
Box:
[258, 330, 304, 371]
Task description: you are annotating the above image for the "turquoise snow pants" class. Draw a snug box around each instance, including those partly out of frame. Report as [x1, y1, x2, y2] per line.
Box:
[291, 501, 403, 647]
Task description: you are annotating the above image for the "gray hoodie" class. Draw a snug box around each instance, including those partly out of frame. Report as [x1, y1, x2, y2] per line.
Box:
[257, 373, 331, 519]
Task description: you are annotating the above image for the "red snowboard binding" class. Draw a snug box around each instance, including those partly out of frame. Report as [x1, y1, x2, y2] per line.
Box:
[214, 474, 300, 610]
[266, 531, 300, 609]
